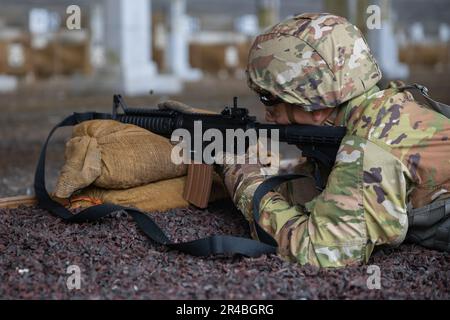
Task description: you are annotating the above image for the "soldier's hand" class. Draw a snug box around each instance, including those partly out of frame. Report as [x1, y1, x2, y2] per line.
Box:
[157, 100, 195, 113]
[157, 100, 216, 114]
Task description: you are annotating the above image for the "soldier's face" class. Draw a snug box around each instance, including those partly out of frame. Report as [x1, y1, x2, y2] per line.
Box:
[265, 103, 323, 125]
[265, 103, 290, 124]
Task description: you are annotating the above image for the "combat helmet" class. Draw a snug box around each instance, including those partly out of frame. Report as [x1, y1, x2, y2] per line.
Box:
[247, 13, 382, 111]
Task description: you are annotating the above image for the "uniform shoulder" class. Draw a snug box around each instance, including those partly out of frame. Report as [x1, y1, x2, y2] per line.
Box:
[345, 86, 418, 141]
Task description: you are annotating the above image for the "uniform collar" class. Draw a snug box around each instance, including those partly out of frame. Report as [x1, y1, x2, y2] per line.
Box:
[333, 85, 381, 127]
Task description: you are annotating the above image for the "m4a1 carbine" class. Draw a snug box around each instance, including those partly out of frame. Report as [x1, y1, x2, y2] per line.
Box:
[33, 93, 347, 258]
[32, 88, 450, 257]
[110, 95, 346, 208]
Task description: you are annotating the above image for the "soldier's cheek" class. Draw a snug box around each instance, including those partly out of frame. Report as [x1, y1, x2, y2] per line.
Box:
[265, 111, 275, 122]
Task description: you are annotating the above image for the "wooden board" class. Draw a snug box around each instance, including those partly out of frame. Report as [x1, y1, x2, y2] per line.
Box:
[399, 44, 450, 66]
[189, 42, 252, 75]
[0, 195, 37, 209]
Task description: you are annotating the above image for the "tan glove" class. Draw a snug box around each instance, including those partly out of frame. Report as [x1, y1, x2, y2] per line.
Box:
[157, 100, 217, 114]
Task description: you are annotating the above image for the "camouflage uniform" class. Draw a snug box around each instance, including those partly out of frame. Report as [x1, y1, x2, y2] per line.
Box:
[220, 13, 450, 267]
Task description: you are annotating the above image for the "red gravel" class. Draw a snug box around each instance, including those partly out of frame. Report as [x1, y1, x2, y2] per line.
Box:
[1, 201, 448, 300]
[1, 76, 449, 300]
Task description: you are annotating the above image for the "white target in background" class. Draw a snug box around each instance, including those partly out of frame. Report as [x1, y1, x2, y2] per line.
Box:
[7, 43, 25, 68]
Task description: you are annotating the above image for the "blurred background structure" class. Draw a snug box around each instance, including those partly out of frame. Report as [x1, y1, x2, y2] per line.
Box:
[1, 2, 449, 302]
[1, 0, 450, 196]
[0, 0, 449, 95]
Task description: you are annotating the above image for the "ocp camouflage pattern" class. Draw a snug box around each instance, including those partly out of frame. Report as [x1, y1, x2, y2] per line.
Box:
[220, 13, 450, 267]
[246, 13, 381, 111]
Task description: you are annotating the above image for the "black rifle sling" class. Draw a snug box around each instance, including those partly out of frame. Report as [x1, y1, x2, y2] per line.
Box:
[252, 174, 309, 243]
[34, 112, 288, 257]
[399, 83, 450, 119]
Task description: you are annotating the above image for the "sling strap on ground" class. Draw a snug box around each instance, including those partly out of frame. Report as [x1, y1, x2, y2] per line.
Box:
[34, 112, 282, 257]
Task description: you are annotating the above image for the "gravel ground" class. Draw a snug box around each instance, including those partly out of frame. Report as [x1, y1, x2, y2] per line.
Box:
[1, 74, 449, 300]
[0, 201, 449, 300]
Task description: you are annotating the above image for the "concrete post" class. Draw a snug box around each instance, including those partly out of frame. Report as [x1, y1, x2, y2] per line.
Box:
[365, 0, 409, 79]
[89, 3, 106, 69]
[104, 0, 181, 95]
[167, 0, 201, 80]
[323, 0, 350, 20]
[257, 0, 280, 30]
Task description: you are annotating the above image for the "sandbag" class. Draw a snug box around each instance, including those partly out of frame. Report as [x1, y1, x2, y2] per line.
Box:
[62, 174, 229, 212]
[55, 120, 187, 198]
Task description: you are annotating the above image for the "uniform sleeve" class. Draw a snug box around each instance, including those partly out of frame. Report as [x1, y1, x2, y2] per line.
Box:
[221, 135, 409, 268]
